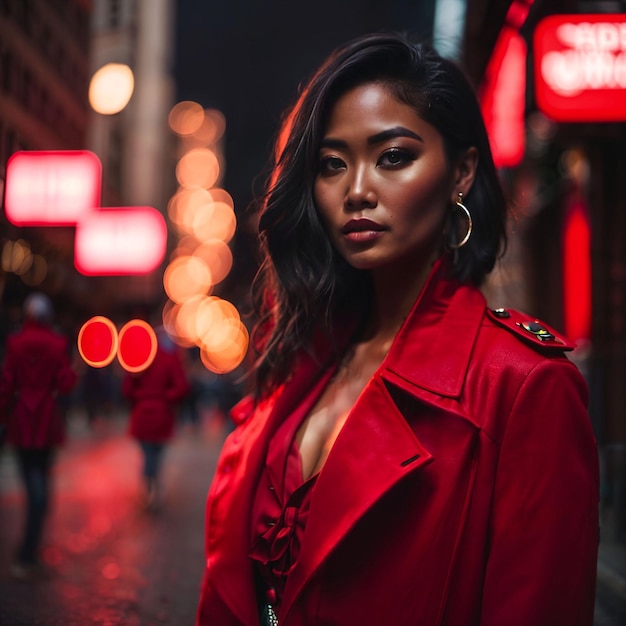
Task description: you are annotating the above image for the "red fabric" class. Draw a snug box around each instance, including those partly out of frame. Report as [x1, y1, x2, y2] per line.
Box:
[196, 257, 599, 626]
[249, 397, 318, 608]
[122, 346, 190, 442]
[0, 320, 77, 448]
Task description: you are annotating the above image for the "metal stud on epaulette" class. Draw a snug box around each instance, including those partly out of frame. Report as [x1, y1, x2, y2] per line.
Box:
[516, 321, 556, 342]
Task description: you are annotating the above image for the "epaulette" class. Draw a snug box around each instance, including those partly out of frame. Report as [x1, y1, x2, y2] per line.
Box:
[486, 307, 576, 352]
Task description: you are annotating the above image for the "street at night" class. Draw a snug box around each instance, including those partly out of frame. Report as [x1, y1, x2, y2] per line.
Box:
[0, 410, 228, 626]
[1, 407, 625, 625]
[1, 2, 626, 625]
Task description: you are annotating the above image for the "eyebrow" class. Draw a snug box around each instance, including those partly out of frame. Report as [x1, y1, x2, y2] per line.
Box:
[320, 126, 424, 149]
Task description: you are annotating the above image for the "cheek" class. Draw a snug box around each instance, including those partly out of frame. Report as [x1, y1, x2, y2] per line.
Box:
[387, 176, 450, 226]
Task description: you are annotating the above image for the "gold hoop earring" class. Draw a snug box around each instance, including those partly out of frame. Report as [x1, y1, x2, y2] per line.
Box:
[448, 192, 472, 249]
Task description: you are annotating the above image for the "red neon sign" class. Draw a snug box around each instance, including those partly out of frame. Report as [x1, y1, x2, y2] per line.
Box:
[480, 26, 527, 168]
[4, 151, 101, 225]
[563, 199, 591, 342]
[74, 206, 167, 275]
[534, 14, 626, 122]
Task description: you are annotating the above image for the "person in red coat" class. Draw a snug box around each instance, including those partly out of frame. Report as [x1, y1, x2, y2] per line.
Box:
[0, 292, 77, 578]
[195, 34, 599, 625]
[121, 327, 190, 509]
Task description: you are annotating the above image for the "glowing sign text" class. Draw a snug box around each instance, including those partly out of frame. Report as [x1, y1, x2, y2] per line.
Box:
[535, 14, 626, 121]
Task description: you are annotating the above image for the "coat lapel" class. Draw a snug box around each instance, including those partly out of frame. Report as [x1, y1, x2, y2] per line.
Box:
[204, 346, 336, 624]
[383, 256, 486, 399]
[280, 375, 434, 618]
[280, 257, 487, 619]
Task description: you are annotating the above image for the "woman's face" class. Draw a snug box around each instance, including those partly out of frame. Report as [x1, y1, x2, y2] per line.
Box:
[313, 82, 467, 272]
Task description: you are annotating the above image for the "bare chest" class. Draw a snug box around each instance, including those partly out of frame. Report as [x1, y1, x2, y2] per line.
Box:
[295, 339, 390, 480]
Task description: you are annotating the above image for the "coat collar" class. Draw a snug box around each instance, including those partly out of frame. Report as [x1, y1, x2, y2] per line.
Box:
[382, 255, 486, 399]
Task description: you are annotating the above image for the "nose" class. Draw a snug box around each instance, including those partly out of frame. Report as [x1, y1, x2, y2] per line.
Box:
[345, 165, 377, 210]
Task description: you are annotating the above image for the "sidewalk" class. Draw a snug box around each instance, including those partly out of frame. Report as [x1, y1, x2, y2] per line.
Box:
[1, 410, 625, 625]
[0, 408, 229, 626]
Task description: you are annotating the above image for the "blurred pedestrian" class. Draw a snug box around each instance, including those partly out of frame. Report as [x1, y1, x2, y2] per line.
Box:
[121, 327, 190, 511]
[0, 292, 78, 579]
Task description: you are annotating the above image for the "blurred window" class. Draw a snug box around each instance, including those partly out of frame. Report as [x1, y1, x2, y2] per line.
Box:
[108, 0, 121, 28]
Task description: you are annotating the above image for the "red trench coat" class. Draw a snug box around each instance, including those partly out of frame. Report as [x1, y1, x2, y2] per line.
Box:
[0, 319, 77, 448]
[122, 345, 190, 443]
[196, 259, 599, 626]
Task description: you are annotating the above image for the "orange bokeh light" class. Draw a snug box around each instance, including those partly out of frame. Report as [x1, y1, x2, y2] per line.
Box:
[168, 101, 205, 136]
[191, 201, 237, 243]
[162, 301, 194, 347]
[193, 239, 233, 285]
[200, 319, 249, 374]
[182, 108, 226, 146]
[163, 255, 213, 303]
[175, 295, 207, 344]
[176, 148, 220, 189]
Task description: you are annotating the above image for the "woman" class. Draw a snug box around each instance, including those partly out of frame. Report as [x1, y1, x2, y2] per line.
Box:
[196, 33, 599, 625]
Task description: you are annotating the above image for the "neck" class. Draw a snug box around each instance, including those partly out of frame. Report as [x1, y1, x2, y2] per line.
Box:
[368, 251, 441, 342]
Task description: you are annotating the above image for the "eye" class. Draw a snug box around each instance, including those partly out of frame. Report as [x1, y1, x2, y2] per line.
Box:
[318, 155, 346, 176]
[378, 148, 415, 168]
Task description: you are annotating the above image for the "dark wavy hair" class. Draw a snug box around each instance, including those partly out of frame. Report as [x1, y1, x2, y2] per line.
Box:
[251, 32, 507, 397]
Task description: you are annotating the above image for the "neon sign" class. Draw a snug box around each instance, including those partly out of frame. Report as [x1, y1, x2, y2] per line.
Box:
[534, 14, 626, 121]
[4, 151, 101, 226]
[74, 206, 167, 275]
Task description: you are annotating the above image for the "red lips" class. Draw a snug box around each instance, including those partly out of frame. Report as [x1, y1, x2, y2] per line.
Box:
[341, 218, 386, 243]
[341, 218, 385, 234]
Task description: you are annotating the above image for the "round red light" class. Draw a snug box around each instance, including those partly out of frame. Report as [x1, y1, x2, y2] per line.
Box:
[117, 320, 158, 373]
[77, 316, 118, 368]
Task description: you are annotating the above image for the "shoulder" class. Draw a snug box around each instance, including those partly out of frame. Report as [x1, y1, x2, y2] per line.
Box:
[472, 308, 588, 438]
[471, 306, 581, 388]
[483, 307, 576, 353]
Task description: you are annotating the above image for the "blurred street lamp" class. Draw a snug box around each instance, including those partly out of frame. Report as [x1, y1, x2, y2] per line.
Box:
[88, 63, 135, 115]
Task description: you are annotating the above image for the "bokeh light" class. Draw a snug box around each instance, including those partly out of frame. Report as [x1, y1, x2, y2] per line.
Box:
[75, 206, 167, 275]
[193, 239, 233, 285]
[168, 101, 205, 136]
[182, 108, 226, 146]
[117, 319, 158, 373]
[21, 254, 47, 286]
[175, 148, 220, 189]
[78, 316, 118, 368]
[191, 200, 237, 243]
[163, 255, 213, 303]
[89, 63, 135, 115]
[164, 105, 248, 373]
[2, 239, 32, 274]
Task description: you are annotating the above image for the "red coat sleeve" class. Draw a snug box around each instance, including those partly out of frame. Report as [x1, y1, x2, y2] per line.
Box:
[481, 358, 599, 626]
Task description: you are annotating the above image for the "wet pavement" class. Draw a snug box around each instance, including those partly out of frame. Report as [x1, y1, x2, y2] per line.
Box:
[1, 410, 625, 625]
[0, 410, 228, 626]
